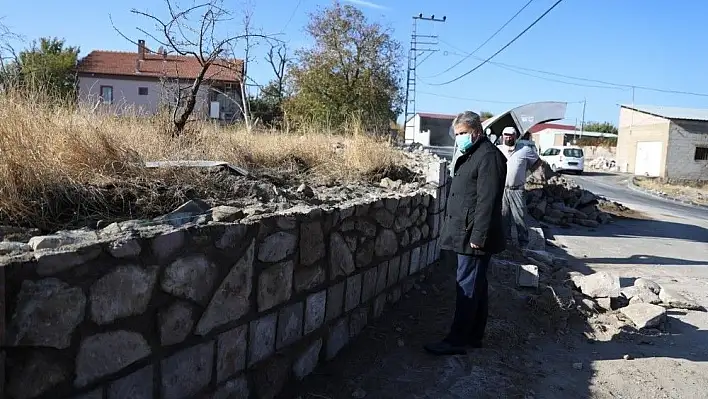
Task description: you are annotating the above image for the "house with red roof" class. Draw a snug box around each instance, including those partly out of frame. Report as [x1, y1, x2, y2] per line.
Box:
[76, 40, 244, 121]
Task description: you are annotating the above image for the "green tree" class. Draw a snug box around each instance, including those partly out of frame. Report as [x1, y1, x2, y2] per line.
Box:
[284, 2, 403, 131]
[480, 111, 494, 121]
[582, 121, 618, 135]
[17, 37, 79, 99]
[250, 81, 287, 126]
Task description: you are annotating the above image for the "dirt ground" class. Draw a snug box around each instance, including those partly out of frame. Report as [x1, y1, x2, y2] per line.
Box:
[634, 177, 708, 206]
[282, 204, 708, 399]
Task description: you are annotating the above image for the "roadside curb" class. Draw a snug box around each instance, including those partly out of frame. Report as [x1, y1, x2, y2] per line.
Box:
[627, 176, 708, 210]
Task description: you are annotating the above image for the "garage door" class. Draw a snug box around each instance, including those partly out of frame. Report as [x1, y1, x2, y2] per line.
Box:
[634, 141, 662, 177]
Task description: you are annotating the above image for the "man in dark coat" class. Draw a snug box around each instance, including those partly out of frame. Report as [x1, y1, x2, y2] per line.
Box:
[424, 111, 507, 355]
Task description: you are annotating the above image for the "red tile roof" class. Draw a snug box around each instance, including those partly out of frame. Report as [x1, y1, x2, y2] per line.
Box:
[528, 122, 576, 133]
[76, 50, 243, 82]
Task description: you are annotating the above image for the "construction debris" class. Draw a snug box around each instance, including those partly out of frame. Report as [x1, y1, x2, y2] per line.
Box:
[587, 157, 620, 172]
[525, 174, 615, 227]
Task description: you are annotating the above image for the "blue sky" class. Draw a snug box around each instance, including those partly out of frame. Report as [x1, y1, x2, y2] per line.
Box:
[3, 0, 708, 125]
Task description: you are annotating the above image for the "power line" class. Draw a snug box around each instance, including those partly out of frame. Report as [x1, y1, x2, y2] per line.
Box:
[436, 39, 708, 97]
[424, 0, 537, 79]
[427, 0, 567, 86]
[416, 90, 586, 105]
[281, 0, 303, 32]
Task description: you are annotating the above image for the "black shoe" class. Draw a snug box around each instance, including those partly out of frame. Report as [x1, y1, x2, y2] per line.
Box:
[423, 340, 467, 355]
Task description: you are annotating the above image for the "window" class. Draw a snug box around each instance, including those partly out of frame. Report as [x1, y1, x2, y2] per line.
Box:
[695, 146, 708, 161]
[100, 86, 113, 104]
[563, 148, 584, 158]
[542, 149, 554, 156]
[138, 87, 149, 96]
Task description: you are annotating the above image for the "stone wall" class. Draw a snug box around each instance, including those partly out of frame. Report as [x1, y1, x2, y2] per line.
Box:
[0, 161, 449, 399]
[581, 145, 616, 160]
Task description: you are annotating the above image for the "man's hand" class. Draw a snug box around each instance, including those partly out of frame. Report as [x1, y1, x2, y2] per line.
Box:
[470, 242, 480, 249]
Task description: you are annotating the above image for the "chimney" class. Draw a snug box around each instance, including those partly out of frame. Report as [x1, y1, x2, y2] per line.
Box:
[138, 40, 146, 60]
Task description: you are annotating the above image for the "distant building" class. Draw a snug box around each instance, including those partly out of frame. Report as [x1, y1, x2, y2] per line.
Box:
[404, 112, 455, 146]
[616, 104, 708, 179]
[76, 40, 244, 122]
[530, 123, 617, 153]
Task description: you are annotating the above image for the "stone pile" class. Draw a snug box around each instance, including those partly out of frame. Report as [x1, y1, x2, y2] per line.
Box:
[525, 175, 614, 228]
[568, 272, 706, 329]
[587, 156, 619, 171]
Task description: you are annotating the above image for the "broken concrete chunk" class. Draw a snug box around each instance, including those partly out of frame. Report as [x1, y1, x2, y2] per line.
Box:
[634, 278, 661, 294]
[210, 206, 245, 222]
[573, 271, 620, 298]
[516, 264, 539, 288]
[658, 287, 706, 311]
[622, 286, 661, 305]
[620, 303, 667, 329]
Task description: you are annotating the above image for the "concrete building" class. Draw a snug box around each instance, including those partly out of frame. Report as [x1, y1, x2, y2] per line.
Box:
[616, 105, 708, 180]
[76, 40, 244, 122]
[404, 112, 455, 146]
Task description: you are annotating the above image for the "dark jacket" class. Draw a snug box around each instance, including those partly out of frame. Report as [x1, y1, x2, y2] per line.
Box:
[440, 135, 507, 255]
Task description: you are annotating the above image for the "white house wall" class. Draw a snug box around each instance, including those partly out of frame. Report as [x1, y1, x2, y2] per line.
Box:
[616, 107, 670, 174]
[78, 76, 217, 118]
[404, 115, 420, 143]
[666, 120, 708, 180]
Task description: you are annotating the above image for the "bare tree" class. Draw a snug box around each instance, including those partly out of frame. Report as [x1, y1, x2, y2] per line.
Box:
[265, 43, 288, 105]
[0, 18, 21, 89]
[113, 0, 271, 135]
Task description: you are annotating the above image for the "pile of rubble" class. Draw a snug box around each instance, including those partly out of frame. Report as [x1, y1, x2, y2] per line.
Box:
[587, 156, 620, 171]
[569, 271, 706, 329]
[525, 175, 615, 228]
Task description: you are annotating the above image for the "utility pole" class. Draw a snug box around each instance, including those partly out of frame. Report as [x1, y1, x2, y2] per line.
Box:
[579, 98, 586, 139]
[403, 14, 446, 143]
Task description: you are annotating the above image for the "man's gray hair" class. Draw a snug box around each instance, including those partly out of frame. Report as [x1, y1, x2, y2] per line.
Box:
[452, 111, 483, 133]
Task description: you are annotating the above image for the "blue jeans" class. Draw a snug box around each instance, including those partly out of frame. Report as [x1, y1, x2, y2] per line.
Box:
[445, 251, 491, 345]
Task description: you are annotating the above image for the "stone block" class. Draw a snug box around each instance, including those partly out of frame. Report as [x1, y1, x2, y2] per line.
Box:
[374, 229, 398, 258]
[428, 213, 440, 238]
[277, 302, 304, 350]
[108, 366, 152, 399]
[361, 267, 378, 303]
[326, 318, 349, 360]
[326, 282, 345, 322]
[196, 241, 254, 335]
[349, 307, 369, 337]
[372, 208, 395, 228]
[388, 286, 402, 304]
[212, 377, 249, 399]
[373, 294, 387, 319]
[257, 261, 294, 312]
[90, 265, 159, 325]
[516, 264, 539, 288]
[159, 301, 195, 346]
[356, 220, 377, 238]
[7, 352, 68, 399]
[620, 303, 667, 329]
[249, 313, 277, 366]
[356, 239, 375, 268]
[108, 238, 142, 258]
[399, 251, 410, 280]
[409, 226, 421, 244]
[162, 255, 219, 305]
[7, 278, 85, 350]
[216, 325, 247, 383]
[152, 230, 185, 261]
[573, 271, 621, 298]
[419, 243, 429, 270]
[75, 331, 151, 387]
[410, 247, 421, 274]
[300, 221, 326, 266]
[259, 231, 298, 263]
[35, 246, 102, 276]
[427, 241, 436, 266]
[161, 342, 214, 399]
[294, 264, 325, 293]
[426, 161, 447, 186]
[293, 339, 323, 380]
[305, 290, 327, 334]
[216, 225, 248, 250]
[330, 232, 356, 278]
[400, 229, 410, 247]
[376, 262, 388, 294]
[387, 257, 401, 287]
[345, 274, 362, 312]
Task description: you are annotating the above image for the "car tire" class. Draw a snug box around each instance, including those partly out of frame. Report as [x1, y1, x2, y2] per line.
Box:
[575, 170, 583, 175]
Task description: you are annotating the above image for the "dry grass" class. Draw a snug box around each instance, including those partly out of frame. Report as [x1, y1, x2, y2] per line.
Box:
[634, 176, 708, 206]
[0, 91, 405, 231]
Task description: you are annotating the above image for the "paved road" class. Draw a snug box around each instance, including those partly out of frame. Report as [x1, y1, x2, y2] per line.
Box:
[569, 172, 708, 223]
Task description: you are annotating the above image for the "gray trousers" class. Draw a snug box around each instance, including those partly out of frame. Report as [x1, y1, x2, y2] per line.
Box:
[502, 187, 528, 247]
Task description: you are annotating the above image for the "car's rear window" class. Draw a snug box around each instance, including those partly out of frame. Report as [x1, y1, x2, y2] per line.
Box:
[563, 148, 583, 158]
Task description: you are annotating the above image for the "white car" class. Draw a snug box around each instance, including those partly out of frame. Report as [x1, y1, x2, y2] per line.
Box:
[540, 146, 585, 174]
